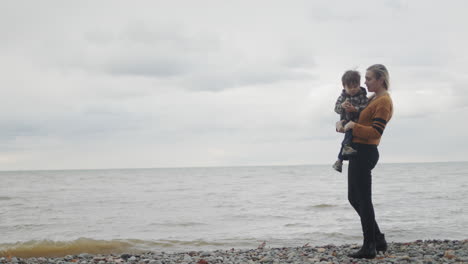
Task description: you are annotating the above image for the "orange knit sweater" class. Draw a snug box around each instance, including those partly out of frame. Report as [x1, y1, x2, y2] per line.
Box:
[352, 93, 393, 146]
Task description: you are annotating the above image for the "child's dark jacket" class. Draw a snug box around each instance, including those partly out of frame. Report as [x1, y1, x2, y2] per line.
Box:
[334, 87, 368, 122]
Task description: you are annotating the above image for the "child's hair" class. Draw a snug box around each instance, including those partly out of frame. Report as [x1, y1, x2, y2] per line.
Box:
[341, 70, 361, 87]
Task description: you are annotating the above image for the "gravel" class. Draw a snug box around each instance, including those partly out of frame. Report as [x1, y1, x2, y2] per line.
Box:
[0, 239, 466, 264]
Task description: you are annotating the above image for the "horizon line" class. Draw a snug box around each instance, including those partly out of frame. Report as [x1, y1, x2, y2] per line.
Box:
[1, 160, 467, 173]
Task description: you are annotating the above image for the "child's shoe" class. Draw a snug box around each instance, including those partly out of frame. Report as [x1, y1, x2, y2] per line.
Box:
[342, 145, 357, 156]
[332, 160, 343, 173]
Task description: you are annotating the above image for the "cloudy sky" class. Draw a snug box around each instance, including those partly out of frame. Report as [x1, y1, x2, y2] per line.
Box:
[1, 0, 467, 170]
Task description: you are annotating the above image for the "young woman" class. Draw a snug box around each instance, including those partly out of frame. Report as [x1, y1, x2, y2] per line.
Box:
[342, 64, 393, 259]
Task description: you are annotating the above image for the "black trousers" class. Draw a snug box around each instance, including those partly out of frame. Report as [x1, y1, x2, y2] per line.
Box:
[348, 143, 382, 243]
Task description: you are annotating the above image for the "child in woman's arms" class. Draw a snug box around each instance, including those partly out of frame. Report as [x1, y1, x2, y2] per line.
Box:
[333, 70, 368, 173]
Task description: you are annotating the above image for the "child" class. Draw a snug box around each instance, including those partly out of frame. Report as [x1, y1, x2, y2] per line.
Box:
[333, 70, 368, 173]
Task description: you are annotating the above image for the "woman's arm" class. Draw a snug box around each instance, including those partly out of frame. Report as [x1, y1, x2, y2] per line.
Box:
[352, 103, 392, 140]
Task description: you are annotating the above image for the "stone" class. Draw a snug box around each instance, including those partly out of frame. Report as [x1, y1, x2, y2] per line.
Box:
[443, 250, 456, 259]
[78, 253, 93, 259]
[317, 248, 326, 253]
[183, 254, 192, 262]
[121, 254, 132, 260]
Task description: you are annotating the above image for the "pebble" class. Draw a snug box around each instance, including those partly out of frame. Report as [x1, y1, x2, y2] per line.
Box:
[78, 253, 92, 259]
[1, 239, 467, 264]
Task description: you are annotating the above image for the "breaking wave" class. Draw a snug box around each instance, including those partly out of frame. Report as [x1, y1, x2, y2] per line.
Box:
[0, 238, 228, 258]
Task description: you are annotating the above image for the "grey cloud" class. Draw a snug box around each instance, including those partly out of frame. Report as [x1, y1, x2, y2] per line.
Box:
[186, 66, 314, 92]
[106, 56, 189, 77]
[384, 0, 409, 10]
[0, 106, 151, 149]
[392, 50, 449, 67]
[281, 54, 315, 69]
[450, 81, 468, 108]
[0, 121, 40, 140]
[308, 3, 363, 23]
[78, 24, 317, 91]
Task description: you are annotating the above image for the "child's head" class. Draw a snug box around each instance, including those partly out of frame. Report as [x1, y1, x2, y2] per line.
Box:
[341, 70, 361, 96]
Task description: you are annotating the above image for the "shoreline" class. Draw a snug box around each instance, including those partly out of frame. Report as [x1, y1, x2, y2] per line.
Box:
[1, 239, 467, 264]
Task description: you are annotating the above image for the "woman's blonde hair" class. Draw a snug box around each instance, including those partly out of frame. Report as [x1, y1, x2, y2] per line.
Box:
[367, 64, 390, 90]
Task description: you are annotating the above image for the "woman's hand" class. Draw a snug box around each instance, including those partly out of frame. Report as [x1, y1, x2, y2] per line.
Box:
[344, 121, 355, 131]
[336, 120, 345, 133]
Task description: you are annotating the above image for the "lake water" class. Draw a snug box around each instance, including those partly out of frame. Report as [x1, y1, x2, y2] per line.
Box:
[1, 162, 467, 257]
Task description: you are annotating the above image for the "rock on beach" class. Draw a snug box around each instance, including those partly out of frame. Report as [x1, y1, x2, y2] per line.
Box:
[0, 239, 467, 264]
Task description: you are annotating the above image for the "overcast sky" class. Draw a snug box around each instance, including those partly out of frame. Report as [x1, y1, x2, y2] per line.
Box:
[1, 0, 467, 170]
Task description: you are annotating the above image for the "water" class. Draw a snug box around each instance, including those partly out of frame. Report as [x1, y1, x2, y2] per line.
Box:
[1, 162, 467, 257]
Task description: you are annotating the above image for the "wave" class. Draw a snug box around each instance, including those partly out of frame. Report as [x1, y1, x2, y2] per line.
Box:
[149, 222, 207, 227]
[0, 238, 136, 258]
[0, 238, 229, 258]
[306, 204, 338, 209]
[284, 223, 312, 228]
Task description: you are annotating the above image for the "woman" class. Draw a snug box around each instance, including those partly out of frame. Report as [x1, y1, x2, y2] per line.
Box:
[342, 64, 393, 259]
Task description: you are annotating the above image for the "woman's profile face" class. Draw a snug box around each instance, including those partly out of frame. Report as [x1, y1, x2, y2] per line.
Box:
[365, 70, 382, 92]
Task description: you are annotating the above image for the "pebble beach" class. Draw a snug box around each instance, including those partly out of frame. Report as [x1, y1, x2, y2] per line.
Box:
[1, 240, 467, 264]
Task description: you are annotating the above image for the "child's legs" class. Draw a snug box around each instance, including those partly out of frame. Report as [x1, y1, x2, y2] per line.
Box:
[338, 140, 350, 161]
[338, 145, 344, 160]
[342, 129, 354, 146]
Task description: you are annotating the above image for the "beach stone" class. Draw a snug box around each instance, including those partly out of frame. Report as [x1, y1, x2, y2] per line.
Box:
[259, 256, 271, 262]
[443, 250, 456, 259]
[148, 261, 162, 264]
[423, 259, 434, 264]
[121, 254, 132, 260]
[182, 254, 192, 262]
[201, 251, 211, 257]
[78, 253, 93, 259]
[317, 248, 326, 253]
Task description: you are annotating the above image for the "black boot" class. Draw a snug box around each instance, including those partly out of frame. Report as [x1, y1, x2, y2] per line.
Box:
[376, 233, 387, 254]
[348, 242, 377, 259]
